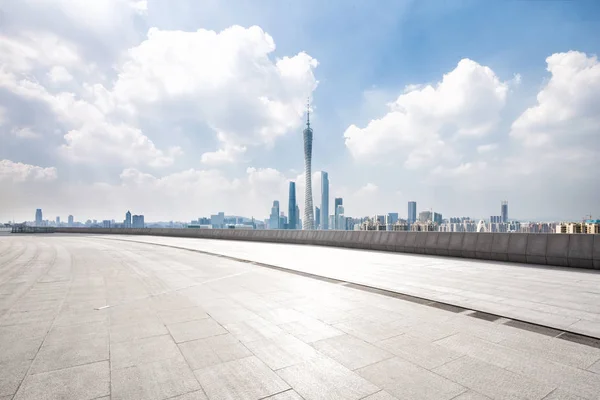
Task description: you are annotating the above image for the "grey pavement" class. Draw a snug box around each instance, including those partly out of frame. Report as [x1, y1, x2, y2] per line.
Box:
[0, 235, 599, 400]
[105, 234, 600, 338]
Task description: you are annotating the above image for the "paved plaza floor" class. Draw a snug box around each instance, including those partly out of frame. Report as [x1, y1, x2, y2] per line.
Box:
[1, 234, 600, 400]
[107, 234, 600, 338]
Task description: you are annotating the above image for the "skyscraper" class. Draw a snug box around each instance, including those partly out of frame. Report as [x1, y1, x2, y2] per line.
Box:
[35, 209, 42, 226]
[124, 211, 132, 228]
[303, 101, 315, 230]
[56, 216, 60, 226]
[269, 201, 280, 229]
[288, 182, 297, 230]
[501, 201, 509, 223]
[315, 206, 320, 229]
[408, 201, 417, 224]
[68, 215, 74, 227]
[321, 171, 329, 230]
[334, 198, 343, 229]
[132, 215, 145, 228]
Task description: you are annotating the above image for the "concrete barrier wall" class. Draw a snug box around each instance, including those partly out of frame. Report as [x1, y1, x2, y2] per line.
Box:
[55, 228, 598, 270]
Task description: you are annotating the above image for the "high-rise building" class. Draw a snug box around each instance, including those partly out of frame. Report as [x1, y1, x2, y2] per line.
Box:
[56, 216, 60, 226]
[501, 201, 509, 223]
[433, 212, 443, 224]
[336, 205, 345, 231]
[334, 198, 343, 229]
[210, 212, 225, 229]
[303, 101, 315, 230]
[132, 215, 145, 228]
[321, 171, 329, 230]
[408, 202, 417, 224]
[279, 212, 287, 230]
[68, 215, 74, 227]
[35, 209, 43, 226]
[315, 207, 320, 229]
[269, 201, 280, 229]
[124, 211, 132, 228]
[288, 182, 297, 230]
[296, 205, 300, 228]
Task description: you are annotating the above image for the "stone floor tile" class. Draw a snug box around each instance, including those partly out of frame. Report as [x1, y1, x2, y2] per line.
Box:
[166, 318, 227, 343]
[258, 308, 307, 325]
[224, 317, 284, 343]
[588, 359, 600, 374]
[44, 321, 108, 346]
[504, 351, 600, 400]
[433, 356, 555, 400]
[0, 336, 43, 364]
[280, 317, 344, 343]
[178, 333, 251, 371]
[264, 389, 304, 399]
[168, 390, 209, 400]
[109, 319, 168, 344]
[361, 391, 399, 400]
[194, 356, 289, 400]
[333, 318, 407, 343]
[111, 334, 180, 369]
[243, 334, 320, 370]
[542, 389, 586, 400]
[356, 357, 465, 400]
[30, 334, 109, 374]
[377, 333, 462, 369]
[111, 356, 200, 400]
[499, 332, 600, 369]
[157, 306, 209, 325]
[434, 332, 523, 369]
[311, 334, 393, 370]
[0, 360, 30, 397]
[13, 361, 109, 400]
[277, 356, 380, 400]
[451, 391, 491, 400]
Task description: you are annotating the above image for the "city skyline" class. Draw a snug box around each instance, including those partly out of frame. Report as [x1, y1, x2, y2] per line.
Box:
[0, 1, 598, 222]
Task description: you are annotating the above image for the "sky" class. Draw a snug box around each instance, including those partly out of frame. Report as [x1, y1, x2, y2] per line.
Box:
[1, 0, 599, 223]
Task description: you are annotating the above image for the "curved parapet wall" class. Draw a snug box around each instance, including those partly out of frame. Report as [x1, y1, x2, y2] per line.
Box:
[54, 228, 600, 270]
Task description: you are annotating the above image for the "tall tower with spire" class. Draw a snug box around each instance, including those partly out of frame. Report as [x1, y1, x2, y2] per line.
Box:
[303, 100, 315, 230]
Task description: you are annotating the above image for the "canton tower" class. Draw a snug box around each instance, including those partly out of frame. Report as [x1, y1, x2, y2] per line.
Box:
[303, 101, 315, 230]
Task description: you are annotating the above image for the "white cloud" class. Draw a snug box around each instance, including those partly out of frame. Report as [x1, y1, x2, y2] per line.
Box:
[201, 145, 247, 166]
[0, 31, 81, 74]
[344, 59, 508, 166]
[355, 183, 378, 196]
[47, 66, 74, 84]
[511, 51, 600, 148]
[476, 143, 497, 153]
[0, 160, 57, 182]
[61, 123, 182, 167]
[112, 26, 318, 152]
[11, 127, 40, 139]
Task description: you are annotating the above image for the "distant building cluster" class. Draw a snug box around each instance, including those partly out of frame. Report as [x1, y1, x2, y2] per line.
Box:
[19, 102, 596, 236]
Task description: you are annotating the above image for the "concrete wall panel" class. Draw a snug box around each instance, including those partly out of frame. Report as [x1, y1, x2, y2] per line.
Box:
[403, 232, 418, 253]
[490, 234, 509, 261]
[435, 233, 451, 256]
[370, 231, 386, 251]
[448, 233, 464, 257]
[507, 233, 528, 264]
[461, 233, 477, 259]
[593, 234, 600, 270]
[383, 232, 396, 251]
[413, 232, 427, 254]
[526, 234, 548, 265]
[392, 232, 408, 252]
[475, 233, 493, 259]
[424, 232, 439, 255]
[568, 235, 594, 269]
